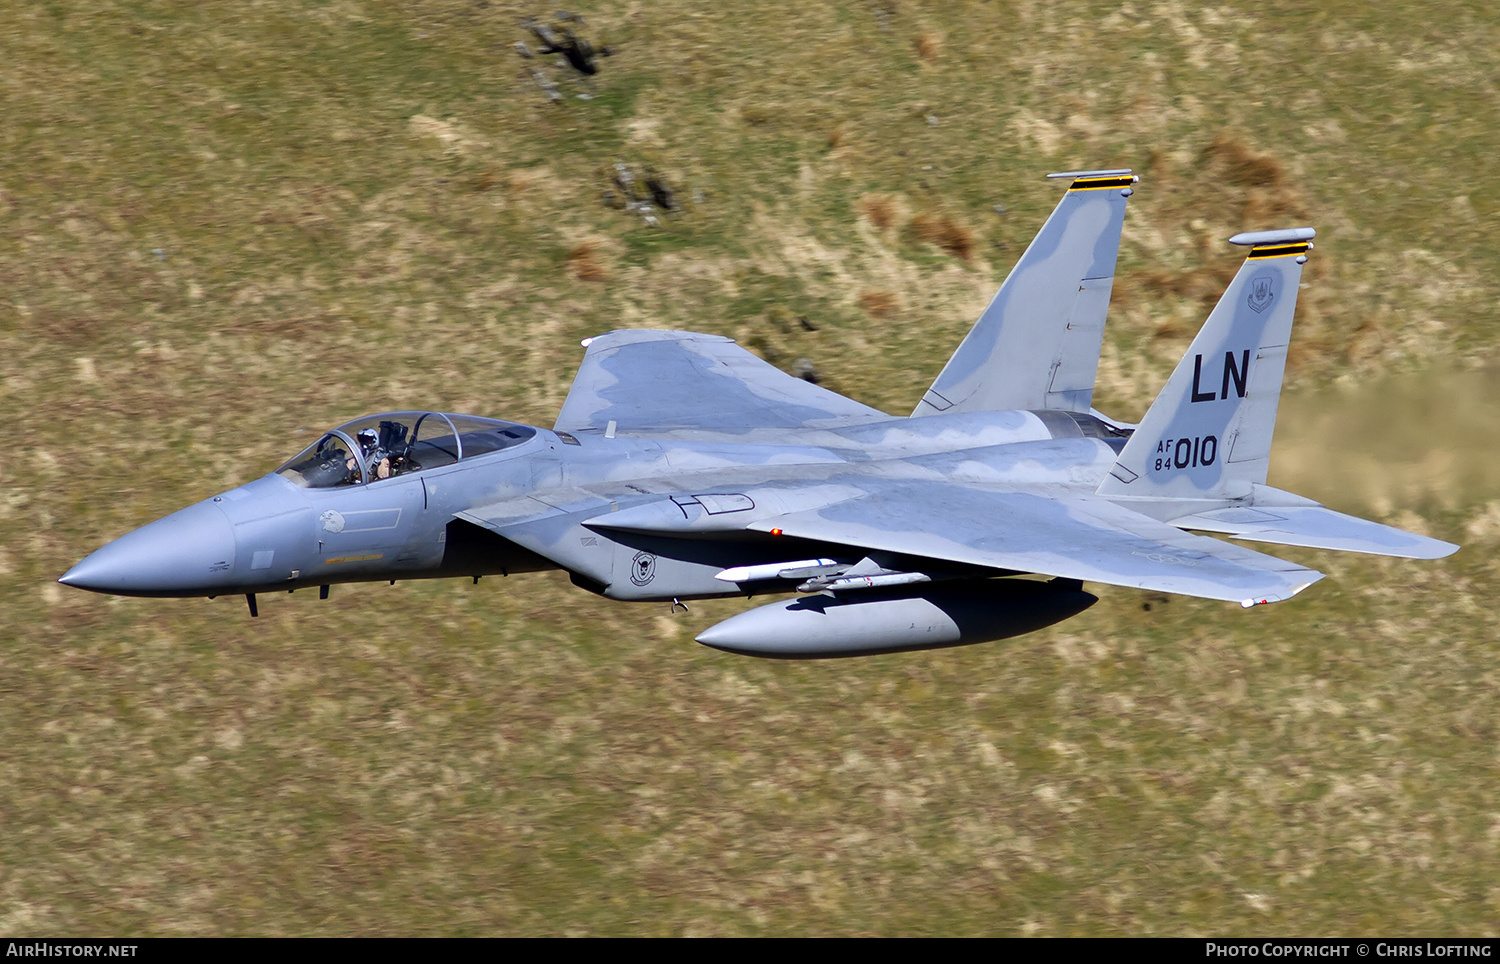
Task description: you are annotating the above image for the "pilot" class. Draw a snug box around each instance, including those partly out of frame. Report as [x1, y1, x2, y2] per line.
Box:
[341, 429, 393, 483]
[356, 428, 395, 481]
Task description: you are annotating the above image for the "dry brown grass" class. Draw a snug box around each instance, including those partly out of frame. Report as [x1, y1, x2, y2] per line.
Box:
[914, 30, 943, 62]
[857, 289, 900, 318]
[740, 104, 775, 127]
[471, 169, 499, 193]
[1137, 265, 1238, 306]
[567, 240, 610, 282]
[908, 211, 975, 261]
[1240, 186, 1307, 231]
[857, 193, 901, 231]
[1201, 129, 1287, 188]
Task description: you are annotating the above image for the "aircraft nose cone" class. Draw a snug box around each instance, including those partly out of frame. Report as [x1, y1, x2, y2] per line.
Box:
[59, 500, 237, 597]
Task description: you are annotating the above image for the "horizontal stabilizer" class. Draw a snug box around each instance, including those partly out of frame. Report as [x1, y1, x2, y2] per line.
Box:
[1168, 504, 1458, 559]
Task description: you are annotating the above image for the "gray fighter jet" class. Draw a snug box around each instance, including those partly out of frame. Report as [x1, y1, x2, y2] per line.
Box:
[60, 171, 1457, 657]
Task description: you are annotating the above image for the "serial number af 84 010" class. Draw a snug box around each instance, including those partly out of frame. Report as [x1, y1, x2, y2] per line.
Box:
[1152, 435, 1220, 472]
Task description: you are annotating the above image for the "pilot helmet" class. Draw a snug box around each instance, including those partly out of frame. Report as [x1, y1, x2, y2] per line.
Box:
[358, 428, 379, 450]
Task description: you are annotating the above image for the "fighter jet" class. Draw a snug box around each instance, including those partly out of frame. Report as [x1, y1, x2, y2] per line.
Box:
[60, 171, 1457, 657]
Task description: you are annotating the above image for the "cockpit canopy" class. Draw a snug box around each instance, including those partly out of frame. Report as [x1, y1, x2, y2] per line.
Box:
[277, 412, 537, 488]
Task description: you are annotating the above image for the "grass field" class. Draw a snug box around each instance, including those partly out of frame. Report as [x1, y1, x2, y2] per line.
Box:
[4, 0, 1498, 935]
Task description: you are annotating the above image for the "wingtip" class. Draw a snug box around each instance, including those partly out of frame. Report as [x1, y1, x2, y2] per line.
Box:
[1240, 576, 1322, 608]
[1426, 539, 1462, 560]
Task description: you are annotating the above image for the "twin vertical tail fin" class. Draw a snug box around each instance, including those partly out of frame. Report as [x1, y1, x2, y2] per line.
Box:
[913, 170, 1136, 417]
[1097, 229, 1458, 560]
[1097, 229, 1314, 501]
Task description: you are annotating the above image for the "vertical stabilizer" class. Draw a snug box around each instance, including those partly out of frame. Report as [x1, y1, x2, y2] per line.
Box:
[912, 170, 1136, 417]
[1097, 228, 1314, 500]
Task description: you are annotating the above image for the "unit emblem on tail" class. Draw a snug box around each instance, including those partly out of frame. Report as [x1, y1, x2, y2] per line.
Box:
[1247, 276, 1275, 313]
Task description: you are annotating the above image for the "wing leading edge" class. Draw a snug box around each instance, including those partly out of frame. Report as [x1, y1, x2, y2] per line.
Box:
[555, 330, 887, 437]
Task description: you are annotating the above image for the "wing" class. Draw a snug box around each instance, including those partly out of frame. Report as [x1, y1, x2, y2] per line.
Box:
[555, 330, 887, 438]
[752, 481, 1324, 606]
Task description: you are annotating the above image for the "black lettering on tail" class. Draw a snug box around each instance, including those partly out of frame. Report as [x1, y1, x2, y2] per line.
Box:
[1191, 355, 1215, 402]
[1191, 351, 1251, 403]
[1221, 350, 1249, 400]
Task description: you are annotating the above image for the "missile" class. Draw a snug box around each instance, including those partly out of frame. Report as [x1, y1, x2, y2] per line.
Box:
[798, 571, 931, 593]
[714, 558, 840, 583]
[695, 579, 1097, 658]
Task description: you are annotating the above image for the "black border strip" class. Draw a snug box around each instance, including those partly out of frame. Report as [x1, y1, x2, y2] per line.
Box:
[1069, 176, 1135, 190]
[1247, 243, 1310, 259]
